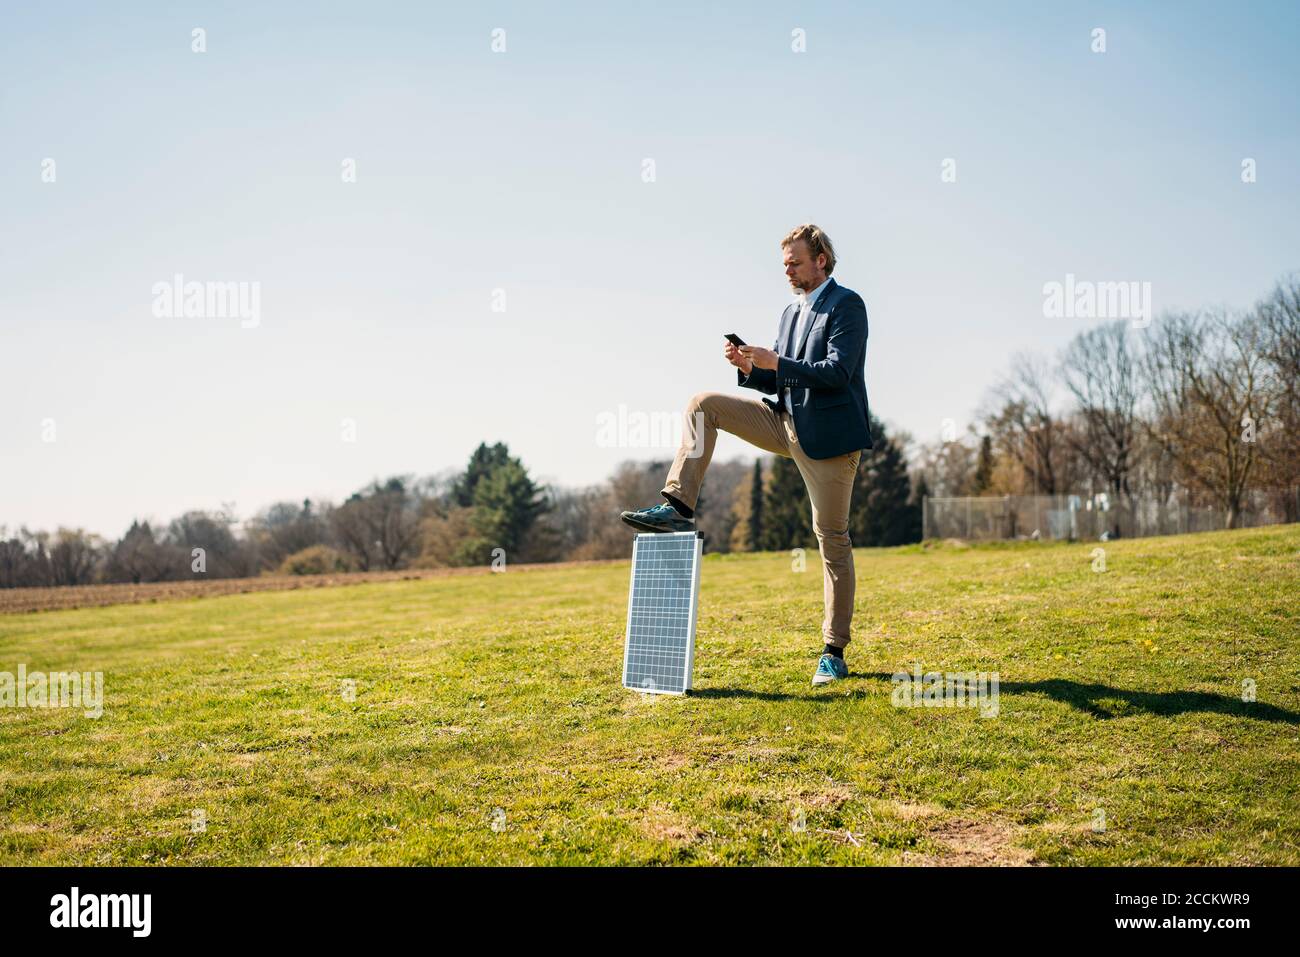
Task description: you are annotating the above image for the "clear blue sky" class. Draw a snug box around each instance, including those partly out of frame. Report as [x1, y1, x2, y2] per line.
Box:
[3, 1, 1298, 539]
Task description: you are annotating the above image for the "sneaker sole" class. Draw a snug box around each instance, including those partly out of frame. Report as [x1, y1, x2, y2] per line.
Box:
[811, 670, 848, 686]
[620, 514, 694, 534]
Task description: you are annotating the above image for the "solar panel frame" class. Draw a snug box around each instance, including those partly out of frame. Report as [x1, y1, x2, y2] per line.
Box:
[621, 531, 702, 695]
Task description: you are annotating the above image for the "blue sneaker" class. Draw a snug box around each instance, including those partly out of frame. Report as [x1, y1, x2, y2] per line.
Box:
[812, 653, 848, 686]
[620, 502, 695, 534]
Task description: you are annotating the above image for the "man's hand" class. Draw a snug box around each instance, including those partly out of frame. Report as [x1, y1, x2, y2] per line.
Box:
[724, 341, 753, 374]
[738, 345, 778, 371]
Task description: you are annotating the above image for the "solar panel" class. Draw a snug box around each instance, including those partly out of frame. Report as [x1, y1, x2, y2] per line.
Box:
[622, 531, 702, 695]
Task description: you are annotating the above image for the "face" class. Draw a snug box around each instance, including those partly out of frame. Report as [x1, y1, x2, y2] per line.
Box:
[783, 240, 827, 292]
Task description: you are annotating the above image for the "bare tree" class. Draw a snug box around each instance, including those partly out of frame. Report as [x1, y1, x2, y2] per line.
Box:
[105, 520, 184, 583]
[529, 485, 604, 559]
[247, 499, 329, 569]
[1059, 321, 1142, 535]
[914, 434, 978, 497]
[0, 534, 24, 587]
[1256, 276, 1300, 516]
[328, 500, 376, 571]
[1144, 310, 1271, 527]
[414, 503, 476, 568]
[568, 460, 667, 560]
[166, 509, 253, 578]
[329, 477, 422, 571]
[982, 353, 1066, 493]
[48, 528, 104, 586]
[0, 527, 55, 587]
[693, 457, 749, 554]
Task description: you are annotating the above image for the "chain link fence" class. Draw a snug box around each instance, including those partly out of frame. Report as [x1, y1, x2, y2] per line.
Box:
[922, 489, 1299, 542]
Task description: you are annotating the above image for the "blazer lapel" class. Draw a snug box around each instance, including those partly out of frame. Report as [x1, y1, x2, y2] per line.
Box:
[779, 304, 797, 354]
[795, 279, 837, 359]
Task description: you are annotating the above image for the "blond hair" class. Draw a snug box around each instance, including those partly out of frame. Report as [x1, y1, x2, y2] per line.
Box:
[781, 224, 837, 276]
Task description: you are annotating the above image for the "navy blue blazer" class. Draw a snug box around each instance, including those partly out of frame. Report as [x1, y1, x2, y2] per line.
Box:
[737, 277, 872, 459]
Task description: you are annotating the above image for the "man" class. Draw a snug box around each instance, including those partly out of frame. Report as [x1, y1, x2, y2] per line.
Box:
[620, 224, 872, 686]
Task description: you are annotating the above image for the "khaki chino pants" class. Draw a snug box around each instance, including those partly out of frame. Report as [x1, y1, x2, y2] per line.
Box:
[662, 392, 860, 648]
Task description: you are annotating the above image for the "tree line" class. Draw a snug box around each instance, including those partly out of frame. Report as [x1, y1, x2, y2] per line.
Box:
[913, 275, 1299, 532]
[0, 416, 922, 589]
[4, 273, 1294, 587]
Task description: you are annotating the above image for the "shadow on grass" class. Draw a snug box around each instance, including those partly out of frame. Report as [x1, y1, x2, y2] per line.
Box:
[692, 688, 808, 702]
[692, 686, 881, 704]
[854, 673, 1300, 724]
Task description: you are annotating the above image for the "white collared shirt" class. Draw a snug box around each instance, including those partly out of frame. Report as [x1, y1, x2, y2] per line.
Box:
[783, 276, 832, 415]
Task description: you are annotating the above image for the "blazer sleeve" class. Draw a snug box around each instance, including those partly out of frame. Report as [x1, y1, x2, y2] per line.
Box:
[738, 329, 782, 394]
[774, 293, 866, 391]
[738, 362, 778, 394]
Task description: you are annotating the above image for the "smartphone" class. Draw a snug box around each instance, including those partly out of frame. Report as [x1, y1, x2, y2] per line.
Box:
[724, 333, 746, 347]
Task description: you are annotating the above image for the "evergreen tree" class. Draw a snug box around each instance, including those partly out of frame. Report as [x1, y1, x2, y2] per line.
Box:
[850, 415, 921, 546]
[452, 442, 512, 507]
[745, 458, 764, 551]
[911, 474, 931, 541]
[451, 448, 548, 565]
[972, 434, 994, 494]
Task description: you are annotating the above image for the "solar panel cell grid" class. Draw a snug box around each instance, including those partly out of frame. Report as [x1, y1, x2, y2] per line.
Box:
[622, 532, 701, 695]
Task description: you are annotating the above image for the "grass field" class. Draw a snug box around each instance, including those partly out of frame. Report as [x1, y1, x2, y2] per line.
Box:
[2, 525, 1297, 866]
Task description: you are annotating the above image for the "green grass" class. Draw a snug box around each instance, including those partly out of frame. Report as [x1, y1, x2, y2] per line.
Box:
[2, 525, 1297, 865]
